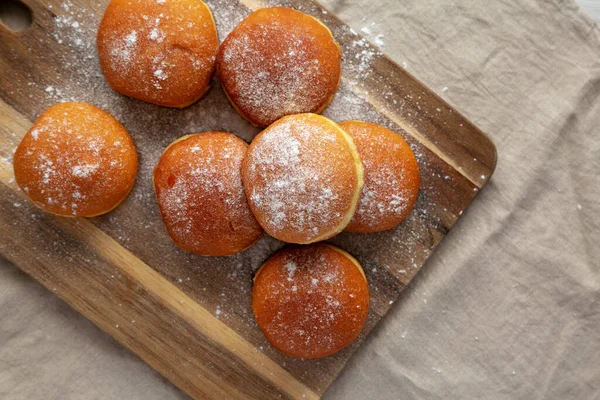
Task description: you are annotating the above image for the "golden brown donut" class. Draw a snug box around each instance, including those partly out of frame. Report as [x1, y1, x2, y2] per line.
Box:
[217, 7, 342, 127]
[13, 102, 138, 217]
[338, 121, 420, 233]
[154, 132, 263, 256]
[242, 114, 364, 244]
[253, 243, 369, 359]
[97, 0, 219, 108]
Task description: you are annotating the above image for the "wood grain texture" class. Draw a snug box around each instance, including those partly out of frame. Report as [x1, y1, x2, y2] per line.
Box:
[0, 0, 497, 398]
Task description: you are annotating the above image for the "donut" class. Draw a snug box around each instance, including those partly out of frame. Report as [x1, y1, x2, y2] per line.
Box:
[13, 102, 138, 217]
[338, 121, 420, 233]
[252, 243, 369, 359]
[241, 114, 364, 244]
[97, 0, 219, 108]
[154, 132, 263, 256]
[217, 7, 342, 127]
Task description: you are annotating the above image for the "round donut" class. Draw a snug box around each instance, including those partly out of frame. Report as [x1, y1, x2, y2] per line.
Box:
[217, 7, 342, 127]
[242, 113, 364, 244]
[97, 0, 219, 108]
[252, 243, 369, 359]
[154, 132, 263, 256]
[338, 121, 420, 233]
[13, 102, 138, 217]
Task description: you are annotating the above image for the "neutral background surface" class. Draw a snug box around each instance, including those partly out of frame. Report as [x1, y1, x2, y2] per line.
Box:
[580, 0, 600, 21]
[1, 0, 599, 399]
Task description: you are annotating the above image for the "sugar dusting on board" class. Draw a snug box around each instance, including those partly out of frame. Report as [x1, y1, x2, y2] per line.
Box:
[0, 0, 465, 387]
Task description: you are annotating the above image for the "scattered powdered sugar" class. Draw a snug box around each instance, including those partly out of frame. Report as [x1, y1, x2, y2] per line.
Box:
[285, 261, 297, 280]
[110, 30, 138, 69]
[51, 1, 94, 52]
[350, 37, 379, 74]
[72, 163, 100, 178]
[153, 69, 168, 81]
[149, 27, 165, 43]
[358, 177, 408, 220]
[125, 31, 138, 46]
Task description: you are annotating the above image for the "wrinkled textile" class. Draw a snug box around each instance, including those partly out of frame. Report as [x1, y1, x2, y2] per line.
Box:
[1, 0, 599, 399]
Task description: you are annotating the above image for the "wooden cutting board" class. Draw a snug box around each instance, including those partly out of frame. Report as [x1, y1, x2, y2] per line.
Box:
[0, 0, 497, 398]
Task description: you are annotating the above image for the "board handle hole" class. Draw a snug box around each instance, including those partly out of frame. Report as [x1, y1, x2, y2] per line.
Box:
[0, 0, 33, 32]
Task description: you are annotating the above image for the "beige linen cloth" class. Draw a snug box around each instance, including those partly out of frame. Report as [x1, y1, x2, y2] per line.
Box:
[1, 0, 599, 398]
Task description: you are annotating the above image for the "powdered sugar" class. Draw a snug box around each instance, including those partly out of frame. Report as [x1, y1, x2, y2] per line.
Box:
[350, 37, 378, 74]
[358, 181, 408, 219]
[72, 163, 100, 178]
[153, 69, 168, 81]
[285, 261, 297, 279]
[125, 31, 138, 45]
[149, 28, 165, 43]
[109, 30, 138, 69]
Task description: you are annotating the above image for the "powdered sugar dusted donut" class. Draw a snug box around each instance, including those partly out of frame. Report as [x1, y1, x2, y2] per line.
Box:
[154, 132, 263, 256]
[253, 243, 369, 359]
[339, 121, 420, 233]
[242, 114, 364, 244]
[217, 7, 342, 127]
[13, 102, 138, 217]
[97, 0, 219, 108]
